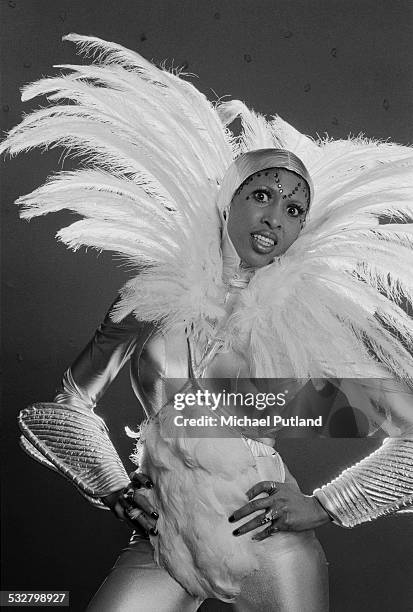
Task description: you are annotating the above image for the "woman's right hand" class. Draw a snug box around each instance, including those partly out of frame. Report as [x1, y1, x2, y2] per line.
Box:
[101, 471, 159, 535]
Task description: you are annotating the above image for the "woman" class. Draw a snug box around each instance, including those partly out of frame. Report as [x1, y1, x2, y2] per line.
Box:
[2, 34, 413, 611]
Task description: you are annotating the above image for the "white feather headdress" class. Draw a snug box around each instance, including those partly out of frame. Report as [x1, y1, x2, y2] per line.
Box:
[1, 33, 412, 383]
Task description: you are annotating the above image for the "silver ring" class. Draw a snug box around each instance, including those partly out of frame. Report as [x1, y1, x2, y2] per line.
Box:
[264, 508, 278, 522]
[123, 489, 135, 501]
[269, 481, 278, 495]
[127, 507, 145, 521]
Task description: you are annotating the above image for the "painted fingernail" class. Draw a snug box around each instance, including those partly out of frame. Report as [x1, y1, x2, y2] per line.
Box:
[145, 480, 153, 488]
[151, 511, 159, 520]
[232, 529, 240, 536]
[149, 527, 158, 536]
[228, 515, 235, 523]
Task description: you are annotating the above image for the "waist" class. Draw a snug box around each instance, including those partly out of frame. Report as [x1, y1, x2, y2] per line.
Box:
[243, 437, 275, 457]
[243, 437, 286, 483]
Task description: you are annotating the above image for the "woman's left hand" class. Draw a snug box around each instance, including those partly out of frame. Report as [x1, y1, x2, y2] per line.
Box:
[228, 481, 331, 540]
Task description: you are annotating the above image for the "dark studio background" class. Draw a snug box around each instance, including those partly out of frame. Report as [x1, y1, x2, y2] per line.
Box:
[1, 1, 413, 610]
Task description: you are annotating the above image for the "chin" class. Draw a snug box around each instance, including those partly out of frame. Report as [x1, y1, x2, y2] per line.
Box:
[244, 252, 275, 268]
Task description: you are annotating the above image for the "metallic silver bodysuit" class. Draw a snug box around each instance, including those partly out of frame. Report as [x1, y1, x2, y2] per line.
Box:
[54, 300, 328, 612]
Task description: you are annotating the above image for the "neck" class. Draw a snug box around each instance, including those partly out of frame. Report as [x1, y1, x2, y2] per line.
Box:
[229, 262, 256, 288]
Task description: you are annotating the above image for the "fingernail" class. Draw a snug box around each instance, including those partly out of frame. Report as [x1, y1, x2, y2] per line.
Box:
[151, 511, 159, 520]
[145, 480, 153, 489]
[149, 527, 158, 536]
[228, 515, 235, 523]
[232, 529, 240, 536]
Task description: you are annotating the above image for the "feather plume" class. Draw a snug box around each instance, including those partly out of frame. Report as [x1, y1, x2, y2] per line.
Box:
[226, 143, 413, 383]
[136, 406, 262, 600]
[2, 33, 413, 597]
[0, 34, 237, 331]
[2, 32, 412, 381]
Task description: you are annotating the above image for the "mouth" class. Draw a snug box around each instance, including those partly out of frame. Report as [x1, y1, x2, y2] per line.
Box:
[250, 231, 278, 254]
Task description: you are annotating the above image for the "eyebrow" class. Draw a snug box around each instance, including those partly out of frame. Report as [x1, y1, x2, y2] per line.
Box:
[251, 185, 309, 205]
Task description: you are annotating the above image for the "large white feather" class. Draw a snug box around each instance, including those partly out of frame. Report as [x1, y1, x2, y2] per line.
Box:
[2, 33, 412, 379]
[0, 34, 237, 332]
[2, 34, 413, 598]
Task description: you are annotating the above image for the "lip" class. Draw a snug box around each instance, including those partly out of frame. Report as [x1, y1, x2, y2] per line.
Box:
[250, 230, 278, 254]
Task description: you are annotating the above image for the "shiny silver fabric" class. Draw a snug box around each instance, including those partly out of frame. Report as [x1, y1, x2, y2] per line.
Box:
[87, 455, 329, 612]
[314, 438, 413, 527]
[18, 402, 129, 503]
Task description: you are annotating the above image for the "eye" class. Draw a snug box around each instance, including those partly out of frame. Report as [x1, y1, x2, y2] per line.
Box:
[252, 189, 271, 205]
[286, 204, 305, 218]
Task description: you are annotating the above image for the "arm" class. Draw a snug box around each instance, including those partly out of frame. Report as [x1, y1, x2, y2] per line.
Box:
[229, 379, 413, 535]
[313, 379, 413, 527]
[18, 297, 154, 508]
[313, 438, 413, 528]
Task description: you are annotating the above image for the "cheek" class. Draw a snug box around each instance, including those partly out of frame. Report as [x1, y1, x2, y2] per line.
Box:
[227, 204, 251, 242]
[283, 218, 302, 242]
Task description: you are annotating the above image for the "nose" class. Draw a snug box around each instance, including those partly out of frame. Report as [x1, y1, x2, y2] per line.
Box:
[261, 201, 282, 229]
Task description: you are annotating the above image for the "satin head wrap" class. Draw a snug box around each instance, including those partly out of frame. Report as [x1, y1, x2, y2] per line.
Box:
[216, 148, 314, 217]
[217, 149, 314, 282]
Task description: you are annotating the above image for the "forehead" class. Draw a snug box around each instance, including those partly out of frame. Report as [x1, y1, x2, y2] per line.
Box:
[243, 168, 303, 185]
[235, 167, 309, 203]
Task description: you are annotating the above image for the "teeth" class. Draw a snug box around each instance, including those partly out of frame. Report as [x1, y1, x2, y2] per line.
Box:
[252, 233, 275, 247]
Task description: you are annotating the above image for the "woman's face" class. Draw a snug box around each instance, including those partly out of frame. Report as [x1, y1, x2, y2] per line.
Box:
[227, 168, 309, 267]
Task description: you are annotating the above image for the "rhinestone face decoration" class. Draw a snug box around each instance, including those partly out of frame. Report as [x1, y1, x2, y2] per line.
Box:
[234, 168, 310, 207]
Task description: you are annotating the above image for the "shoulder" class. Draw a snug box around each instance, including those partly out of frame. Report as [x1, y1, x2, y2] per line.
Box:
[98, 296, 159, 347]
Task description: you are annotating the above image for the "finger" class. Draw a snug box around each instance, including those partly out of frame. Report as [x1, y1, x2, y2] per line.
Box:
[271, 509, 290, 532]
[110, 500, 152, 534]
[129, 471, 153, 489]
[118, 494, 146, 531]
[127, 473, 141, 488]
[120, 490, 159, 520]
[252, 524, 279, 541]
[114, 503, 145, 531]
[229, 497, 272, 522]
[118, 492, 133, 513]
[125, 506, 158, 535]
[121, 507, 151, 533]
[111, 500, 127, 521]
[130, 492, 159, 520]
[122, 483, 136, 502]
[246, 480, 282, 500]
[232, 510, 277, 537]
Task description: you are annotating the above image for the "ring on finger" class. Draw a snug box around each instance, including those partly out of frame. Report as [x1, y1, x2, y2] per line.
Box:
[265, 508, 278, 522]
[260, 508, 278, 525]
[126, 507, 146, 521]
[123, 488, 135, 501]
